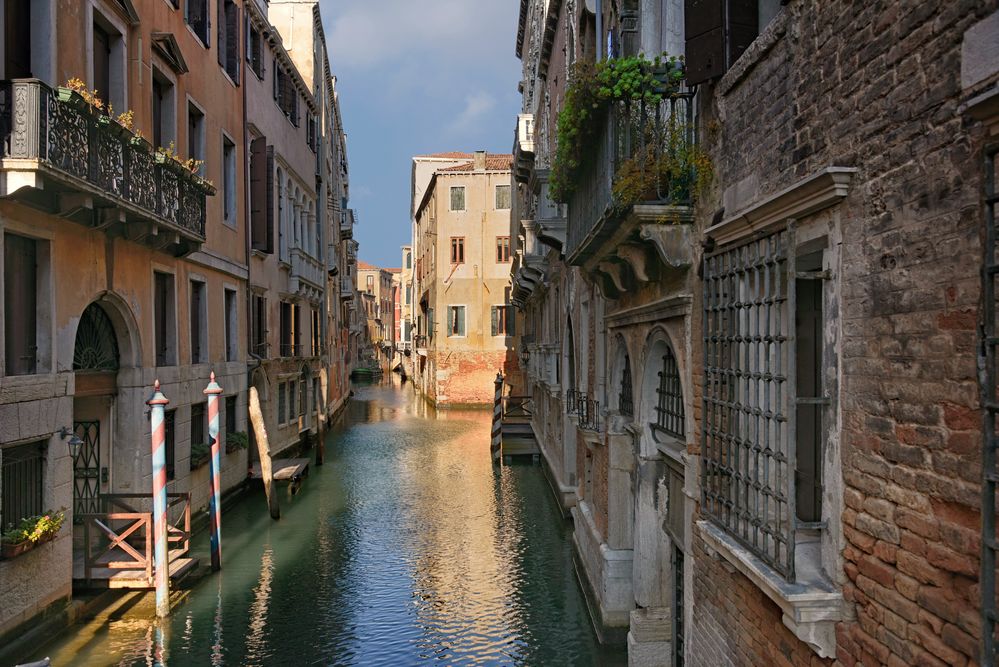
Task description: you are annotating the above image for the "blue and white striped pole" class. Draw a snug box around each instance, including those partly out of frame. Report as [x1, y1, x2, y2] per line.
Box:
[147, 380, 171, 617]
[204, 372, 223, 572]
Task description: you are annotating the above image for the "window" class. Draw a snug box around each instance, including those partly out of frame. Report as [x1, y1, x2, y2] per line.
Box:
[92, 13, 124, 113]
[186, 0, 210, 46]
[249, 138, 274, 253]
[288, 380, 296, 421]
[280, 302, 293, 356]
[684, 0, 775, 86]
[225, 395, 237, 435]
[450, 186, 465, 211]
[152, 69, 176, 151]
[701, 228, 825, 579]
[312, 308, 321, 357]
[224, 288, 237, 362]
[190, 280, 206, 364]
[619, 354, 633, 416]
[247, 25, 264, 79]
[496, 236, 511, 263]
[164, 409, 176, 481]
[1, 441, 44, 531]
[187, 103, 205, 176]
[222, 136, 236, 223]
[154, 272, 176, 366]
[652, 344, 684, 441]
[251, 294, 266, 356]
[278, 383, 287, 424]
[218, 0, 239, 82]
[495, 184, 511, 210]
[191, 402, 206, 448]
[405, 285, 411, 305]
[4, 0, 32, 79]
[93, 24, 112, 112]
[307, 115, 317, 152]
[4, 233, 38, 376]
[274, 65, 299, 125]
[450, 237, 465, 265]
[491, 305, 515, 336]
[447, 306, 465, 337]
[366, 275, 374, 293]
[406, 252, 412, 269]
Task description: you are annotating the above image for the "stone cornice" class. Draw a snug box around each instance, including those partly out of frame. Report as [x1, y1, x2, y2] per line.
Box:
[705, 167, 857, 248]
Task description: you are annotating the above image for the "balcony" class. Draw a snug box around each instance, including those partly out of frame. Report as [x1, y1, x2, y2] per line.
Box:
[530, 169, 566, 250]
[290, 247, 324, 301]
[0, 80, 213, 257]
[565, 90, 697, 298]
[340, 208, 355, 240]
[340, 275, 355, 301]
[513, 113, 535, 183]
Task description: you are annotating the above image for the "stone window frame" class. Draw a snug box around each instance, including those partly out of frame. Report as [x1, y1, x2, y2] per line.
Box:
[697, 166, 856, 659]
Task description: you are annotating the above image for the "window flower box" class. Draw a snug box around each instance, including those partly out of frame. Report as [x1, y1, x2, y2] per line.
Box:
[1, 510, 65, 561]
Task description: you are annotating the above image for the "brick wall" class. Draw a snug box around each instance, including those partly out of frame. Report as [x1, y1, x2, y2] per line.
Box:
[689, 1, 999, 665]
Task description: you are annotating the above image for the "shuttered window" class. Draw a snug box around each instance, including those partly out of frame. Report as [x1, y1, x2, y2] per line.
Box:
[154, 272, 176, 367]
[247, 25, 264, 79]
[491, 305, 515, 336]
[224, 288, 237, 362]
[249, 138, 273, 252]
[450, 186, 465, 211]
[448, 306, 466, 337]
[251, 294, 266, 356]
[4, 233, 38, 376]
[1, 441, 44, 531]
[164, 410, 176, 480]
[280, 302, 293, 356]
[190, 280, 206, 364]
[218, 0, 239, 82]
[191, 402, 206, 448]
[683, 0, 759, 86]
[495, 185, 511, 210]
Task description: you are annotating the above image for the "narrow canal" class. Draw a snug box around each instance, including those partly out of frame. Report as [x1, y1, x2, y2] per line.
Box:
[31, 380, 625, 666]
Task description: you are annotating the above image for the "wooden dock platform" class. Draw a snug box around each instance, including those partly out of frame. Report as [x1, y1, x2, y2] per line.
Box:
[73, 548, 198, 589]
[250, 458, 310, 482]
[501, 419, 540, 458]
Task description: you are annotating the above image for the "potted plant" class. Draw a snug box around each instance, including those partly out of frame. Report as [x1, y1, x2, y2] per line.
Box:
[1, 510, 66, 560]
[190, 442, 211, 470]
[225, 431, 249, 454]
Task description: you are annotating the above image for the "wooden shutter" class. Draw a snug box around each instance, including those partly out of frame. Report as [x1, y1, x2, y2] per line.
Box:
[490, 307, 498, 336]
[3, 233, 37, 376]
[227, 2, 240, 82]
[250, 137, 268, 251]
[265, 146, 275, 253]
[685, 0, 758, 86]
[190, 282, 202, 363]
[273, 60, 279, 100]
[217, 0, 225, 67]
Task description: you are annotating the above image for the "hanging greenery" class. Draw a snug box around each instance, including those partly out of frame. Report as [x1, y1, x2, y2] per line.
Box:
[549, 53, 710, 210]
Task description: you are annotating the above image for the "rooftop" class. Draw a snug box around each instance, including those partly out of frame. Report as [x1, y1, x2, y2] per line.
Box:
[439, 154, 513, 172]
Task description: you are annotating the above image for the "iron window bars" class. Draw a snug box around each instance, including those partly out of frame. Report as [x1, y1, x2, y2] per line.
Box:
[981, 143, 998, 666]
[701, 224, 797, 580]
[651, 345, 685, 441]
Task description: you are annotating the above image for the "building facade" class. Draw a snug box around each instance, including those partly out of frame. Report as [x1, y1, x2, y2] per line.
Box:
[0, 0, 357, 647]
[510, 1, 999, 666]
[412, 152, 519, 406]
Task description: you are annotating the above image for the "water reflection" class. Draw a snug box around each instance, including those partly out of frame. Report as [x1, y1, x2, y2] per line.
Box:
[30, 378, 624, 666]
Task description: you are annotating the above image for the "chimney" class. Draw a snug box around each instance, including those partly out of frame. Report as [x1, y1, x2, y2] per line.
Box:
[474, 150, 487, 171]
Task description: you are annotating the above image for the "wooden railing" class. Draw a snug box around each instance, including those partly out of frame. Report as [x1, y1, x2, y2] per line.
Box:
[502, 395, 533, 419]
[78, 493, 191, 586]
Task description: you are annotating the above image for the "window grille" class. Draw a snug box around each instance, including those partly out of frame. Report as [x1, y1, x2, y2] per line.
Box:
[619, 354, 634, 416]
[652, 345, 684, 440]
[981, 144, 999, 665]
[701, 226, 797, 580]
[1, 441, 44, 530]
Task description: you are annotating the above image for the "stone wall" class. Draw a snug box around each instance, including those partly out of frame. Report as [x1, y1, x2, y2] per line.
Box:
[688, 2, 999, 665]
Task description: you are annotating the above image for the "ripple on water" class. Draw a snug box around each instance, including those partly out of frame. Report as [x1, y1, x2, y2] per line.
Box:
[30, 381, 626, 666]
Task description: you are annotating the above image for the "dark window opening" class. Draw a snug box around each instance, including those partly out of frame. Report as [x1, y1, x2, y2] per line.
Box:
[154, 272, 176, 367]
[191, 402, 206, 448]
[1, 441, 44, 531]
[4, 0, 32, 79]
[190, 280, 206, 364]
[218, 0, 239, 82]
[164, 409, 176, 481]
[652, 345, 684, 441]
[4, 233, 38, 376]
[186, 0, 210, 46]
[225, 395, 237, 435]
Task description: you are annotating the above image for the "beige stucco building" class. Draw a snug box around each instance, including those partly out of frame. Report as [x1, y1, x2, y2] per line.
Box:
[0, 0, 356, 652]
[412, 152, 519, 406]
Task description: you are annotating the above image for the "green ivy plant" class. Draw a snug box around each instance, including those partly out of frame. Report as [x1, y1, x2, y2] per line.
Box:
[549, 53, 708, 207]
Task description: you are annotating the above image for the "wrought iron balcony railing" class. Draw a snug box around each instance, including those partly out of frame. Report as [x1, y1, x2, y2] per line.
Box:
[565, 389, 600, 431]
[566, 89, 696, 265]
[0, 80, 214, 256]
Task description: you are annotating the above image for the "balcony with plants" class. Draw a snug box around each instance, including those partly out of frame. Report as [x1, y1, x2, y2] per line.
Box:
[551, 56, 710, 298]
[0, 79, 215, 257]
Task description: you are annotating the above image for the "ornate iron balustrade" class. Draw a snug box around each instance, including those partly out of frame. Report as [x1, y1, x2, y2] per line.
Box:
[566, 88, 696, 263]
[0, 80, 212, 254]
[578, 397, 601, 432]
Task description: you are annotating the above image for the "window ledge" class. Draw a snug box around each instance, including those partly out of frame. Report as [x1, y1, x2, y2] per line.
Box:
[697, 520, 843, 659]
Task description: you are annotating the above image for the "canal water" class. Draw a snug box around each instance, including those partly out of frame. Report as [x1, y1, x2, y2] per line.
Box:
[30, 379, 625, 666]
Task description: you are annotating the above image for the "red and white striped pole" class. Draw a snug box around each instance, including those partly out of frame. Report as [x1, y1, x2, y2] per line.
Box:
[204, 372, 223, 572]
[147, 380, 171, 618]
[491, 372, 503, 464]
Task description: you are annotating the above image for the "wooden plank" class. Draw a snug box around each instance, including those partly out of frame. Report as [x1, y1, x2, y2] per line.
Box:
[249, 458, 309, 482]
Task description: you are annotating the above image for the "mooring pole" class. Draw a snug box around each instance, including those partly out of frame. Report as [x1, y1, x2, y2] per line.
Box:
[249, 385, 280, 519]
[492, 372, 504, 464]
[204, 372, 224, 571]
[147, 380, 171, 617]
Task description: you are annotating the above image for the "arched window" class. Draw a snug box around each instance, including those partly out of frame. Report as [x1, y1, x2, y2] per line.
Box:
[651, 344, 683, 440]
[73, 303, 120, 372]
[619, 353, 633, 416]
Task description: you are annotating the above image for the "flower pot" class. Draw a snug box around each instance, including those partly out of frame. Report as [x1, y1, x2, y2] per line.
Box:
[0, 532, 55, 560]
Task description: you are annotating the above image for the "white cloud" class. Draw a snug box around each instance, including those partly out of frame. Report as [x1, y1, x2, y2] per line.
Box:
[447, 91, 496, 136]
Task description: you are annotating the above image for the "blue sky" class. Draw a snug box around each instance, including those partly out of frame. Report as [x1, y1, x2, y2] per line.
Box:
[319, 1, 523, 268]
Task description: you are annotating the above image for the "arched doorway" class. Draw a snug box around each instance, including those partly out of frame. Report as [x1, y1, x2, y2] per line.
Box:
[72, 302, 121, 519]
